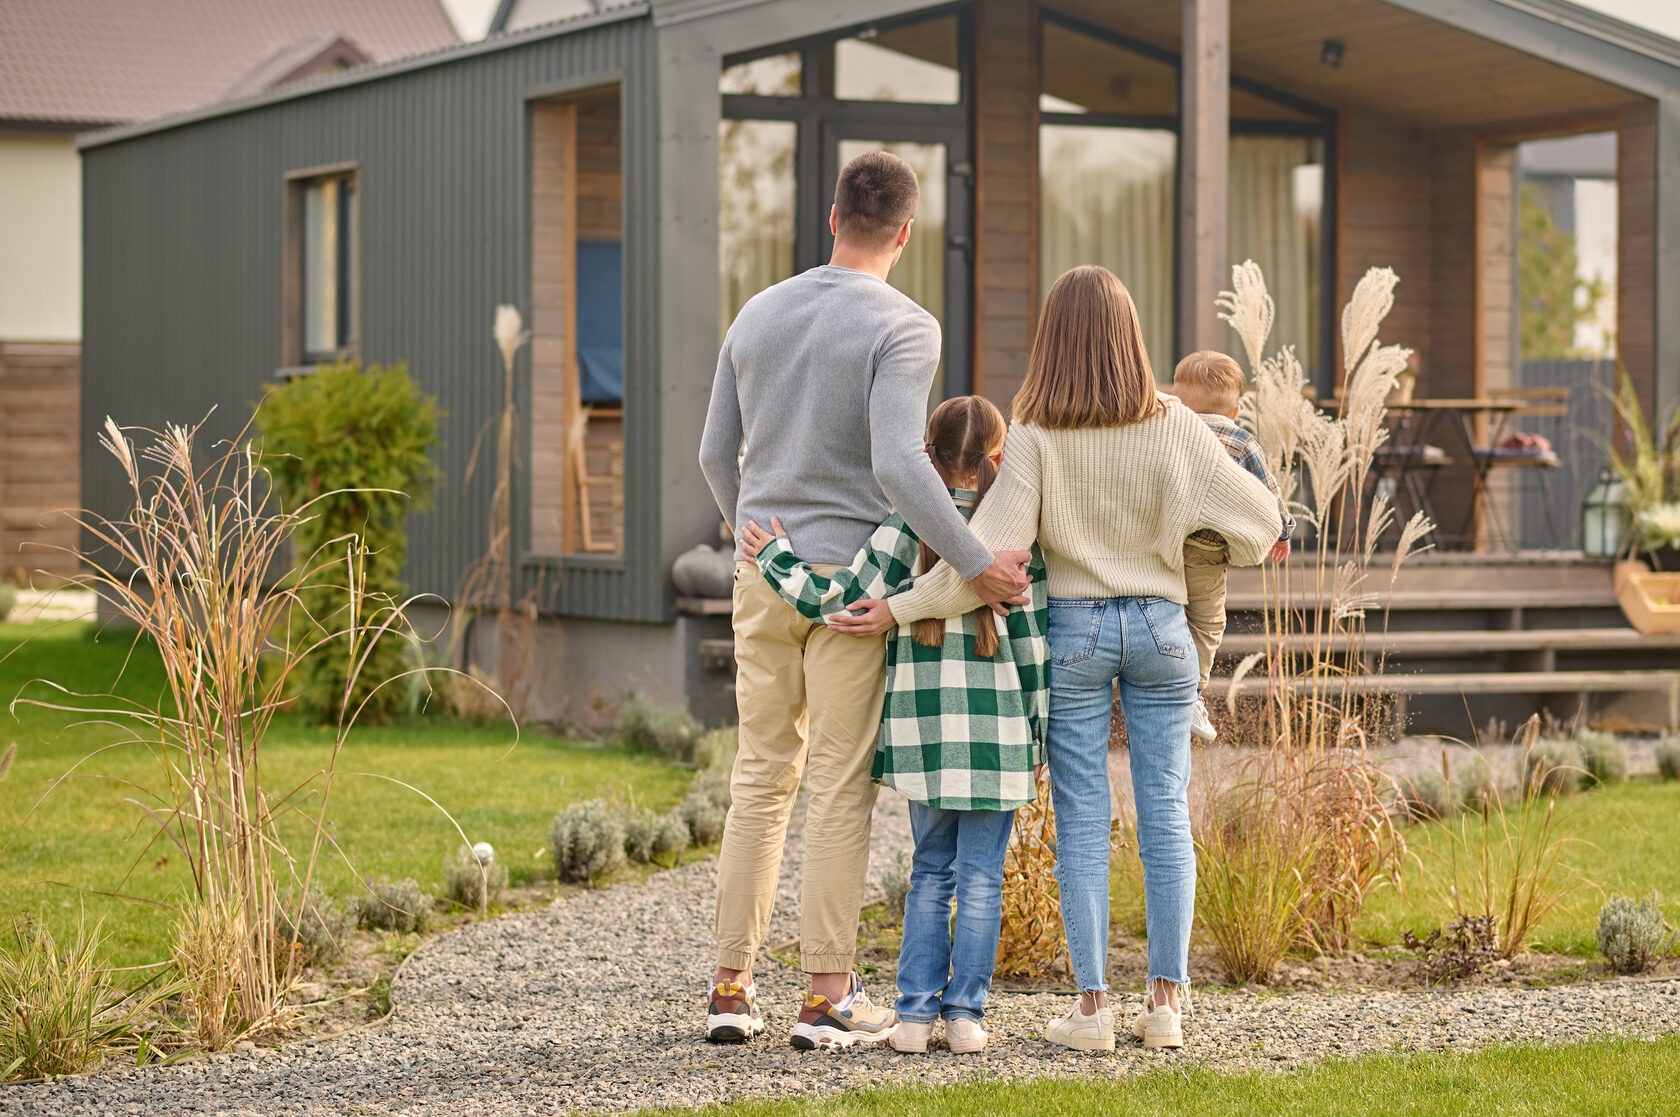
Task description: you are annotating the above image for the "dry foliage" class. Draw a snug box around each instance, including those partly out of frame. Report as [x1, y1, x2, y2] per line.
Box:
[1191, 263, 1420, 979]
[995, 768, 1066, 978]
[12, 418, 463, 1047]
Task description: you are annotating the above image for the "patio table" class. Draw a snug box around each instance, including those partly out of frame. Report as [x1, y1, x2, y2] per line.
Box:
[1328, 397, 1523, 550]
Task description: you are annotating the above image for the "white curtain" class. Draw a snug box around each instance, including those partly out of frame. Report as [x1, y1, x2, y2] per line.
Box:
[718, 119, 797, 339]
[1039, 126, 1177, 380]
[1229, 136, 1322, 370]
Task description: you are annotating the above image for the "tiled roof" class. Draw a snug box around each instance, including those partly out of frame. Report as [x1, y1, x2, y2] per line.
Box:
[0, 0, 459, 127]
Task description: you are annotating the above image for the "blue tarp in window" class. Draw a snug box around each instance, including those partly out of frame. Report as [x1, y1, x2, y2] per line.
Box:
[577, 240, 622, 404]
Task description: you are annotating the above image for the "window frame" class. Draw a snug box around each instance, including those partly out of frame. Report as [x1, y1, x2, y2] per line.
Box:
[281, 162, 362, 372]
[1039, 8, 1339, 391]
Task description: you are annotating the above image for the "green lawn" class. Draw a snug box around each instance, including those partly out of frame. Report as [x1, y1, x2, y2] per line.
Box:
[0, 622, 691, 970]
[1359, 780, 1680, 956]
[692, 1036, 1680, 1116]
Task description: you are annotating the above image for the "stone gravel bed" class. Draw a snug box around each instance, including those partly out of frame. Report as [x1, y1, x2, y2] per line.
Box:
[6, 790, 1679, 1116]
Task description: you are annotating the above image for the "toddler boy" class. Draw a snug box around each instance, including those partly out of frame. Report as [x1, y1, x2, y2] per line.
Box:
[1171, 351, 1295, 742]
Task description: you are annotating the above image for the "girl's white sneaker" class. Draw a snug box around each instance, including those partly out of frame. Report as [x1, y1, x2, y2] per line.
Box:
[945, 1017, 988, 1053]
[889, 1019, 934, 1053]
[1045, 1001, 1115, 1052]
[1130, 998, 1184, 1049]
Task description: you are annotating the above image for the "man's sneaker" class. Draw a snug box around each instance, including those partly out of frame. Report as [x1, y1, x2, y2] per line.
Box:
[706, 980, 765, 1043]
[1130, 995, 1184, 1049]
[888, 1019, 933, 1053]
[1190, 697, 1218, 742]
[945, 1017, 988, 1054]
[1045, 1000, 1115, 1052]
[789, 974, 897, 1050]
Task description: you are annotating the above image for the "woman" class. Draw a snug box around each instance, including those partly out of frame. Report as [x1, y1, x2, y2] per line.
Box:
[833, 266, 1281, 1052]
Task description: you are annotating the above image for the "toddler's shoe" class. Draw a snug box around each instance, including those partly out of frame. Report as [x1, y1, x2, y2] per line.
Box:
[790, 973, 897, 1050]
[945, 1017, 987, 1054]
[1190, 697, 1217, 742]
[1045, 1000, 1115, 1052]
[889, 1019, 933, 1053]
[706, 980, 765, 1043]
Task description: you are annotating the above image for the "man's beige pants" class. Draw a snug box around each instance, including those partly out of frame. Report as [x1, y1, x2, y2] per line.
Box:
[1182, 544, 1230, 692]
[716, 561, 888, 975]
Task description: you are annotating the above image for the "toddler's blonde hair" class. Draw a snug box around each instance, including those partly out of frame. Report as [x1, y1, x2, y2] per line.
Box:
[1172, 350, 1246, 415]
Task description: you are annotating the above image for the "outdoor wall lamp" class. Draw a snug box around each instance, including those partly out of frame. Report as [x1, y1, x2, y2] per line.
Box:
[1321, 39, 1345, 69]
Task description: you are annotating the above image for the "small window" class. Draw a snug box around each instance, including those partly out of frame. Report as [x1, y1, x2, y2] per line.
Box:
[833, 15, 960, 104]
[720, 53, 801, 96]
[289, 171, 359, 363]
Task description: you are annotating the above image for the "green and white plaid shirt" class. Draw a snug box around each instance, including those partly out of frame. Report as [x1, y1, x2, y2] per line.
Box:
[755, 490, 1050, 812]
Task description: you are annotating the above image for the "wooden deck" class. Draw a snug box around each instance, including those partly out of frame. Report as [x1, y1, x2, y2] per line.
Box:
[0, 341, 80, 583]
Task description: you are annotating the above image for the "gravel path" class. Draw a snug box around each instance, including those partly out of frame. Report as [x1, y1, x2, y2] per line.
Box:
[7, 790, 1680, 1116]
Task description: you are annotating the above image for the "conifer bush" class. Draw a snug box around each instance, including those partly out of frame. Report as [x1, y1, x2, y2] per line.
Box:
[258, 361, 441, 724]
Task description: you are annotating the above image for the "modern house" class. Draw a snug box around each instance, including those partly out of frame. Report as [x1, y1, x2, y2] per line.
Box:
[75, 0, 1680, 728]
[0, 0, 459, 582]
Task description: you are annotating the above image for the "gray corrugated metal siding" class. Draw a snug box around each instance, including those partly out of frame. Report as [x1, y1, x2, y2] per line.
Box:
[80, 13, 667, 622]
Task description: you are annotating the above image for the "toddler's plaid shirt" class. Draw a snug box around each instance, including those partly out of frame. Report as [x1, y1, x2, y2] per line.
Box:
[1187, 413, 1296, 552]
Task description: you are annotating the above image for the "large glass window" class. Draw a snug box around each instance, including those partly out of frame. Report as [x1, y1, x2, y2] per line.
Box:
[720, 53, 800, 97]
[719, 119, 797, 338]
[834, 16, 960, 104]
[1039, 126, 1177, 376]
[1040, 20, 1176, 117]
[300, 174, 358, 361]
[1229, 136, 1324, 371]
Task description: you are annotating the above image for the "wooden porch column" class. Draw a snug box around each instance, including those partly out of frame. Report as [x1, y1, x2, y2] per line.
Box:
[972, 0, 1039, 410]
[1178, 0, 1229, 354]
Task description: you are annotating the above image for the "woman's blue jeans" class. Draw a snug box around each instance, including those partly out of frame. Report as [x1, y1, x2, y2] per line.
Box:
[894, 802, 1016, 1023]
[1045, 596, 1198, 993]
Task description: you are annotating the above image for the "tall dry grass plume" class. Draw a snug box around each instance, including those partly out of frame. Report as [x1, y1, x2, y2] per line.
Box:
[994, 769, 1066, 978]
[14, 418, 439, 1046]
[1192, 263, 1426, 975]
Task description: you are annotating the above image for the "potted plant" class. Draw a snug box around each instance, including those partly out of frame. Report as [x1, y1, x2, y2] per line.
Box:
[1607, 367, 1680, 571]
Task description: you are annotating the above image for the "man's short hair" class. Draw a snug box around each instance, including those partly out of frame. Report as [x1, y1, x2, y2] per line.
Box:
[834, 151, 919, 249]
[1172, 350, 1247, 415]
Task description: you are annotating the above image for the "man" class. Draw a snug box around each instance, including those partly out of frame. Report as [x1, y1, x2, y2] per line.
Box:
[697, 151, 1031, 1049]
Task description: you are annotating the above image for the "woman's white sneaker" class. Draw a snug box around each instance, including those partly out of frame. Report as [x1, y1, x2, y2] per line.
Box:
[1045, 1001, 1115, 1052]
[945, 1017, 988, 1054]
[1130, 998, 1184, 1049]
[889, 1020, 933, 1053]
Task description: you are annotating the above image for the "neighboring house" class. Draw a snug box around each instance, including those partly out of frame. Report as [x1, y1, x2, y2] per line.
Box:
[75, 0, 1680, 726]
[0, 0, 458, 582]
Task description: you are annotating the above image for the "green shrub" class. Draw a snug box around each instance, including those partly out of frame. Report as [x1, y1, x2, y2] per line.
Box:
[1577, 730, 1629, 787]
[444, 845, 508, 912]
[275, 884, 353, 966]
[1656, 735, 1680, 782]
[1453, 757, 1501, 812]
[0, 915, 168, 1079]
[0, 583, 15, 623]
[679, 791, 727, 847]
[1398, 769, 1455, 821]
[1524, 737, 1584, 796]
[1597, 892, 1676, 975]
[624, 808, 691, 868]
[613, 692, 703, 762]
[258, 361, 441, 725]
[881, 851, 911, 916]
[354, 875, 432, 933]
[549, 799, 626, 884]
[695, 725, 739, 771]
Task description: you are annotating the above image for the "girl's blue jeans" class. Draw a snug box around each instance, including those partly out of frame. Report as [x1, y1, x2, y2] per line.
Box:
[1045, 596, 1199, 993]
[894, 802, 1016, 1023]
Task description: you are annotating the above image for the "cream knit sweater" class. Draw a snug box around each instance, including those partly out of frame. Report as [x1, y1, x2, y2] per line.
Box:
[887, 399, 1285, 623]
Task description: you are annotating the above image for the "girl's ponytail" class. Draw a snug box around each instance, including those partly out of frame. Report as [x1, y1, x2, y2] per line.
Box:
[912, 396, 1009, 658]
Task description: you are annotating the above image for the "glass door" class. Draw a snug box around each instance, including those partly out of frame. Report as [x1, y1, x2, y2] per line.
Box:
[822, 126, 972, 399]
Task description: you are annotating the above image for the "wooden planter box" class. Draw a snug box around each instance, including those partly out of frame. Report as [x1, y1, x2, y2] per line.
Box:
[1615, 562, 1680, 635]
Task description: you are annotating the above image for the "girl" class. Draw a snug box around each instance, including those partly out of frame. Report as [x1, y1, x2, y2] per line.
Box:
[738, 395, 1048, 1056]
[830, 267, 1282, 1052]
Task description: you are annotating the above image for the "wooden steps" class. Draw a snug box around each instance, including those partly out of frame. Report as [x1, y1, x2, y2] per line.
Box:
[1223, 586, 1618, 613]
[1221, 668, 1680, 702]
[1217, 627, 1680, 658]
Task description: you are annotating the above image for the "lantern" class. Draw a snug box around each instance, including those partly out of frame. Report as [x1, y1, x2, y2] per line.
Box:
[1581, 468, 1626, 558]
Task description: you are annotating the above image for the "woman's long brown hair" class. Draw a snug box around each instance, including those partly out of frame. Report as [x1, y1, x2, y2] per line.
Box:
[1012, 264, 1161, 429]
[913, 395, 1008, 657]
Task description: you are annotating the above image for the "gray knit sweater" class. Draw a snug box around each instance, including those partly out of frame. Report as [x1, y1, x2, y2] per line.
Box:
[699, 265, 993, 580]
